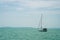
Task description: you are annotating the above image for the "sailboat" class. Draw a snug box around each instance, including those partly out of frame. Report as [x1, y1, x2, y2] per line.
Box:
[38, 14, 47, 32]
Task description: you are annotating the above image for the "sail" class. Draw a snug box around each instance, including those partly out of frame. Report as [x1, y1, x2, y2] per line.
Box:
[38, 14, 43, 30]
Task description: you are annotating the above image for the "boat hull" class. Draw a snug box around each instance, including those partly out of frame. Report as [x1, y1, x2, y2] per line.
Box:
[38, 28, 47, 32]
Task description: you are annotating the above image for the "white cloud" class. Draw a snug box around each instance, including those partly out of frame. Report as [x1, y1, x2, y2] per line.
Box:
[16, 1, 60, 8]
[25, 1, 60, 8]
[0, 0, 60, 8]
[26, 1, 51, 8]
[16, 7, 24, 11]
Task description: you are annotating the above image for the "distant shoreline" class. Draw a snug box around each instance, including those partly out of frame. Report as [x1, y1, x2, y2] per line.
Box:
[0, 27, 60, 29]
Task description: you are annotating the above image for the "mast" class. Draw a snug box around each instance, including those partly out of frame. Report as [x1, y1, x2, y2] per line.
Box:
[41, 14, 42, 30]
[38, 14, 43, 30]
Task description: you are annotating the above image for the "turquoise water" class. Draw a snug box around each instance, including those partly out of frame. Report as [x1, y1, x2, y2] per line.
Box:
[0, 28, 60, 40]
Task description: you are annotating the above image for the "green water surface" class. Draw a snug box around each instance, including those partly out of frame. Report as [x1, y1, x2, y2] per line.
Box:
[0, 28, 60, 40]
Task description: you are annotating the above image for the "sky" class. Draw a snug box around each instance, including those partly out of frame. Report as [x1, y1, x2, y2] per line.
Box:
[0, 0, 60, 28]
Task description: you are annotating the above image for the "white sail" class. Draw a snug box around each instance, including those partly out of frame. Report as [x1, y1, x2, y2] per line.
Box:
[38, 14, 43, 30]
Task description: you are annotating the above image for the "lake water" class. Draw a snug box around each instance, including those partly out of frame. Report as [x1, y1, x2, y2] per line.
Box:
[0, 28, 60, 40]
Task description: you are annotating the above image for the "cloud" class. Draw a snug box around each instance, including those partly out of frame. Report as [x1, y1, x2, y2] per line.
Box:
[0, 2, 60, 16]
[0, 0, 60, 13]
[24, 1, 51, 8]
[0, 0, 60, 8]
[16, 7, 25, 11]
[25, 1, 60, 8]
